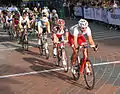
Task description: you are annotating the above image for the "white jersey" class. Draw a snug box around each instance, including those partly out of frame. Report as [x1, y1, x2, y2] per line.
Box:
[20, 16, 29, 24]
[69, 24, 92, 37]
[50, 13, 58, 19]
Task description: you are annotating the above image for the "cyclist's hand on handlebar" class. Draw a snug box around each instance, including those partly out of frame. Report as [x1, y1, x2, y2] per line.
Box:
[64, 39, 68, 43]
[37, 33, 42, 38]
[92, 44, 98, 52]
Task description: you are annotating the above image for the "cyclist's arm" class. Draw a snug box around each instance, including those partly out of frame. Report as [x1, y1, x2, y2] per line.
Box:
[88, 35, 95, 47]
[65, 31, 69, 41]
[19, 16, 23, 29]
[38, 21, 42, 34]
[74, 35, 78, 49]
[73, 28, 79, 48]
[64, 28, 69, 41]
[47, 21, 50, 33]
[86, 28, 95, 47]
[27, 18, 30, 29]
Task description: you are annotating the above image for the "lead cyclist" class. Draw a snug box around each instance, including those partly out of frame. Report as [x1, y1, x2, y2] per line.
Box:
[67, 19, 98, 74]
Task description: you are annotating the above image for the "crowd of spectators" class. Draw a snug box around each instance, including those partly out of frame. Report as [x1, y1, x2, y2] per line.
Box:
[63, 0, 120, 18]
[75, 0, 120, 8]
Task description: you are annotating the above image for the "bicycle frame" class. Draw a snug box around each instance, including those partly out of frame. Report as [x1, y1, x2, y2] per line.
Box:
[79, 46, 88, 74]
[38, 32, 49, 59]
[56, 40, 68, 72]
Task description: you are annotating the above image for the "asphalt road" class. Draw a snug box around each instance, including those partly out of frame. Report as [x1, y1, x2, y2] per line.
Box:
[0, 19, 120, 94]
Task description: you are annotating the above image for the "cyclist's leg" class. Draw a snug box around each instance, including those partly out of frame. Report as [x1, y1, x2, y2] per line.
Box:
[78, 35, 88, 74]
[19, 27, 24, 44]
[68, 33, 77, 65]
[24, 26, 28, 43]
[43, 33, 48, 49]
[53, 33, 58, 57]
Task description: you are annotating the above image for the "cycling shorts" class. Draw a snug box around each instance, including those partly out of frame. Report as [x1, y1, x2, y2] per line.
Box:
[56, 34, 64, 42]
[68, 32, 86, 46]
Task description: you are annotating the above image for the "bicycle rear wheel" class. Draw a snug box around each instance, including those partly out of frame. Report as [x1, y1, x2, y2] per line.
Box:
[71, 56, 80, 81]
[39, 44, 43, 55]
[83, 60, 95, 89]
[61, 48, 69, 72]
[45, 46, 49, 59]
[24, 41, 28, 51]
[22, 34, 28, 51]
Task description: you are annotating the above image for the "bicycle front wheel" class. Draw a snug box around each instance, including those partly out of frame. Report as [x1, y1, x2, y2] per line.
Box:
[83, 60, 95, 89]
[61, 48, 69, 73]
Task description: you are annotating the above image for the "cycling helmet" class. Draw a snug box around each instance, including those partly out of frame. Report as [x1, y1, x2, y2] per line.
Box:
[57, 19, 65, 26]
[78, 19, 88, 28]
[42, 8, 48, 13]
[52, 9, 56, 13]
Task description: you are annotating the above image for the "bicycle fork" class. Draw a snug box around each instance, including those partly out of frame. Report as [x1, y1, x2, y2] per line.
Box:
[44, 41, 49, 54]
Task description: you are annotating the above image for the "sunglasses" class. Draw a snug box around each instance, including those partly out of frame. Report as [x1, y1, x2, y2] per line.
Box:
[81, 27, 87, 30]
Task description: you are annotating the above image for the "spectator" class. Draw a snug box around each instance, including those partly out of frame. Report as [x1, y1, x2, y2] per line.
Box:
[69, 2, 75, 19]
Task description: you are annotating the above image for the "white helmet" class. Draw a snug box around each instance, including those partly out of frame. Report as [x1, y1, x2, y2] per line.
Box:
[52, 9, 56, 13]
[42, 8, 48, 13]
[78, 19, 88, 28]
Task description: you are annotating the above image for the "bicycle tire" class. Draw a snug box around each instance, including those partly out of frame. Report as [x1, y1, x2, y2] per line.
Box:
[9, 29, 14, 40]
[61, 48, 69, 72]
[22, 33, 28, 51]
[45, 47, 49, 59]
[24, 41, 28, 51]
[39, 45, 43, 55]
[83, 60, 95, 89]
[71, 56, 80, 81]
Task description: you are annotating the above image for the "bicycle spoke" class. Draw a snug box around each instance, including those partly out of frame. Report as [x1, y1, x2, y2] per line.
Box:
[84, 60, 95, 89]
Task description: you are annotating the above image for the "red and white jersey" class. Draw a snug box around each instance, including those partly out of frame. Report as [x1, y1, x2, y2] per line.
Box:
[52, 26, 68, 35]
[69, 24, 92, 37]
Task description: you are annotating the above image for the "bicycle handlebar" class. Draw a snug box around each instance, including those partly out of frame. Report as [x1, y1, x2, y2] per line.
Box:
[78, 43, 98, 52]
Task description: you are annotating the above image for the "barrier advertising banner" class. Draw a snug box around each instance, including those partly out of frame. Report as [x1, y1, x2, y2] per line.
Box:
[74, 7, 83, 16]
[84, 7, 94, 19]
[94, 8, 102, 21]
[101, 8, 109, 23]
[107, 8, 120, 25]
[74, 7, 120, 26]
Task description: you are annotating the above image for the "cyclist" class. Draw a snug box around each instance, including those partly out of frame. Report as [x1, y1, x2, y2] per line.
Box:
[12, 11, 20, 38]
[2, 9, 8, 31]
[19, 11, 30, 44]
[67, 19, 98, 74]
[50, 9, 59, 23]
[50, 9, 59, 30]
[29, 11, 36, 31]
[37, 12, 50, 46]
[41, 7, 50, 18]
[52, 19, 68, 58]
[6, 13, 12, 32]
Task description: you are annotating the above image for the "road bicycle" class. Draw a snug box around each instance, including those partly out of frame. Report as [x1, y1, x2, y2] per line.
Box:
[38, 28, 50, 59]
[21, 28, 29, 51]
[6, 20, 14, 40]
[55, 36, 69, 73]
[71, 43, 98, 89]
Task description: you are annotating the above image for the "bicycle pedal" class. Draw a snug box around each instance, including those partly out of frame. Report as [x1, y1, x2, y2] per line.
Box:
[86, 72, 92, 76]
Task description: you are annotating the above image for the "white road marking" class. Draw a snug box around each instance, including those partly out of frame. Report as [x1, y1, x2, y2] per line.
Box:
[93, 61, 120, 66]
[0, 61, 120, 79]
